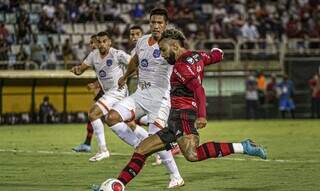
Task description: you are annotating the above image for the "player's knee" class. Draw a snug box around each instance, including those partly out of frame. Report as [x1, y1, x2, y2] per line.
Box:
[88, 109, 98, 121]
[126, 120, 136, 131]
[106, 110, 122, 126]
[184, 151, 198, 162]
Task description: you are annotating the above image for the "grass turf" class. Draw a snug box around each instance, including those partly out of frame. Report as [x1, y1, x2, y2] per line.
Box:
[0, 120, 320, 191]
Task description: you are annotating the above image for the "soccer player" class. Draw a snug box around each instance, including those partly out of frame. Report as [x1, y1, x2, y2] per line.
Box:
[70, 31, 133, 162]
[105, 8, 184, 188]
[72, 34, 103, 153]
[106, 29, 267, 189]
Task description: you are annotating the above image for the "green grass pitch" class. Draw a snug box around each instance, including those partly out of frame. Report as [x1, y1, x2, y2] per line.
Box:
[1, 120, 320, 191]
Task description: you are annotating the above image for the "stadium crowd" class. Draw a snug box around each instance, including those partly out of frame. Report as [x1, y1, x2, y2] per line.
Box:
[0, 0, 319, 69]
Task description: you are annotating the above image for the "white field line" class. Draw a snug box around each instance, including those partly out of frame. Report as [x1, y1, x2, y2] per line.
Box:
[0, 148, 319, 164]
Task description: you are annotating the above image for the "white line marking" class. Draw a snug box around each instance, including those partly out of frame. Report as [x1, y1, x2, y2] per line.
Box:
[0, 149, 318, 164]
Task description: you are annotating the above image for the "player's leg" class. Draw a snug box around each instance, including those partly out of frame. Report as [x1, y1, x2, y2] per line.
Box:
[87, 103, 109, 162]
[117, 132, 168, 186]
[105, 97, 141, 148]
[72, 121, 93, 152]
[149, 121, 184, 188]
[72, 90, 104, 152]
[126, 119, 149, 141]
[174, 110, 266, 162]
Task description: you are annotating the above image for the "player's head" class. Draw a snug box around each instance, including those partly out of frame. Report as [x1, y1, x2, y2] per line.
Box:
[90, 34, 98, 50]
[129, 25, 143, 44]
[149, 8, 168, 40]
[97, 31, 112, 54]
[158, 29, 186, 65]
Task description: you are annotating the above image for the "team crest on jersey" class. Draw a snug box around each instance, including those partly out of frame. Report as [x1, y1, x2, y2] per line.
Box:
[106, 59, 112, 66]
[186, 57, 195, 64]
[153, 49, 161, 58]
[99, 70, 106, 77]
[140, 59, 148, 67]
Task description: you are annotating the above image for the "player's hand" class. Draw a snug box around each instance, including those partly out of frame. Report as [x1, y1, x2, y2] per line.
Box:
[211, 48, 224, 62]
[118, 76, 127, 89]
[195, 117, 207, 129]
[87, 82, 99, 91]
[70, 66, 82, 75]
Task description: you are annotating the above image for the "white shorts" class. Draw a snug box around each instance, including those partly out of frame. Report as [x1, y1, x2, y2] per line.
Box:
[112, 87, 170, 128]
[96, 88, 127, 115]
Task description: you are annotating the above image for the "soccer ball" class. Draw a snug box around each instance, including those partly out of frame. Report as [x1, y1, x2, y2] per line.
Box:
[99, 178, 125, 191]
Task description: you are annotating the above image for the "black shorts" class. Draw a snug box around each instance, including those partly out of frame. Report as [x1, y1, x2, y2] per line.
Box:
[157, 109, 199, 150]
[93, 90, 104, 102]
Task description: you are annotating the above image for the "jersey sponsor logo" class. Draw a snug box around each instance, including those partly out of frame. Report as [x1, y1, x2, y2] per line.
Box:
[106, 59, 113, 66]
[99, 70, 106, 78]
[153, 49, 161, 58]
[140, 59, 148, 67]
[186, 57, 194, 64]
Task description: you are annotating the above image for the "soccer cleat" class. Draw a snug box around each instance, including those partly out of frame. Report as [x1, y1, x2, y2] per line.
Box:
[241, 139, 267, 159]
[168, 175, 185, 189]
[89, 150, 110, 162]
[72, 144, 91, 152]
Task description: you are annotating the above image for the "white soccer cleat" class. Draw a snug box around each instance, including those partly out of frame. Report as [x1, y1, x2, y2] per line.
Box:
[168, 175, 185, 189]
[89, 150, 110, 162]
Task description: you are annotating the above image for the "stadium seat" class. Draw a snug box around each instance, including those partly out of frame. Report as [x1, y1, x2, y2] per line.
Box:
[71, 34, 83, 44]
[73, 24, 85, 34]
[96, 23, 107, 32]
[5, 13, 17, 24]
[85, 23, 96, 34]
[60, 34, 71, 43]
[37, 34, 49, 45]
[31, 24, 39, 34]
[11, 45, 20, 55]
[31, 3, 42, 12]
[50, 34, 60, 44]
[118, 23, 127, 35]
[63, 24, 73, 34]
[83, 34, 92, 44]
[29, 13, 40, 24]
[5, 24, 15, 34]
[0, 13, 5, 22]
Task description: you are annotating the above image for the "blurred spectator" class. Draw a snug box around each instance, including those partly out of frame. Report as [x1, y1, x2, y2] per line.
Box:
[0, 35, 9, 62]
[0, 22, 10, 43]
[39, 96, 56, 124]
[241, 19, 259, 49]
[266, 74, 278, 104]
[132, 4, 145, 20]
[245, 74, 259, 119]
[276, 75, 295, 119]
[46, 36, 59, 69]
[308, 73, 320, 118]
[257, 71, 266, 105]
[16, 10, 31, 43]
[42, 2, 55, 19]
[30, 35, 47, 68]
[73, 40, 87, 61]
[166, 0, 176, 21]
[62, 38, 75, 68]
[16, 45, 29, 68]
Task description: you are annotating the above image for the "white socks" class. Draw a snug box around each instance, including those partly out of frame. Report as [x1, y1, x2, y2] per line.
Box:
[91, 119, 107, 152]
[148, 123, 182, 179]
[232, 143, 244, 154]
[138, 115, 149, 126]
[158, 150, 182, 179]
[133, 125, 149, 141]
[110, 122, 140, 148]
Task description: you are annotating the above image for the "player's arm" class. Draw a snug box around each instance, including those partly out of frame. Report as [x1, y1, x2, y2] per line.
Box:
[175, 64, 207, 129]
[118, 54, 139, 88]
[70, 62, 90, 75]
[200, 48, 224, 66]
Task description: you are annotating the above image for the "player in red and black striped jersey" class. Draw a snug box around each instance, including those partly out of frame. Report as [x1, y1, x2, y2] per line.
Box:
[108, 29, 267, 188]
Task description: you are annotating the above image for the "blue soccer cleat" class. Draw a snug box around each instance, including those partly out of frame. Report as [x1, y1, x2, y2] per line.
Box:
[72, 144, 91, 152]
[241, 139, 267, 160]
